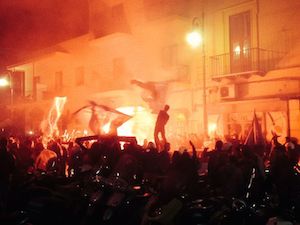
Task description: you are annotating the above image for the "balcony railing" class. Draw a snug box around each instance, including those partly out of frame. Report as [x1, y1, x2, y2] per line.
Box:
[210, 48, 285, 79]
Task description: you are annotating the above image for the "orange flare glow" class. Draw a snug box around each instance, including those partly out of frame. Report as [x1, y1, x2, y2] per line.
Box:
[41, 97, 67, 146]
[93, 106, 155, 145]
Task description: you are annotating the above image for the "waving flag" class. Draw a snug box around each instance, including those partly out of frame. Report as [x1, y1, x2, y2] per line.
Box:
[131, 79, 172, 113]
[244, 111, 265, 146]
[73, 101, 132, 135]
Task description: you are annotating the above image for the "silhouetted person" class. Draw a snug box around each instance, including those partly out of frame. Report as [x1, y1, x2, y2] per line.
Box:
[73, 101, 102, 135]
[74, 101, 131, 135]
[0, 137, 15, 212]
[269, 144, 293, 211]
[284, 136, 295, 150]
[158, 142, 171, 174]
[89, 105, 101, 135]
[284, 136, 299, 167]
[207, 140, 227, 188]
[143, 142, 160, 174]
[17, 138, 34, 174]
[154, 104, 170, 151]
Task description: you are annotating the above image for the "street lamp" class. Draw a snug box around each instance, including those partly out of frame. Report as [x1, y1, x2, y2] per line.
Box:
[0, 77, 9, 87]
[0, 71, 13, 106]
[186, 16, 208, 138]
[186, 31, 203, 48]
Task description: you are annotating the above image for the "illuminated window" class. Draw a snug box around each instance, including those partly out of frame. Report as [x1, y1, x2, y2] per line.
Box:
[229, 11, 251, 72]
[234, 45, 241, 55]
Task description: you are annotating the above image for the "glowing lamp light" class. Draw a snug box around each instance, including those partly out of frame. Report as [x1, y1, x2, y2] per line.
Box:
[0, 78, 9, 87]
[186, 31, 203, 48]
[234, 45, 241, 55]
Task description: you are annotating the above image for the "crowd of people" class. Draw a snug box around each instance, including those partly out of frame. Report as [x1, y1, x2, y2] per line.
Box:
[0, 104, 299, 224]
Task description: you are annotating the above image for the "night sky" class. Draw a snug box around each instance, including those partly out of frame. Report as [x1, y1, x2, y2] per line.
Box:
[0, 0, 89, 67]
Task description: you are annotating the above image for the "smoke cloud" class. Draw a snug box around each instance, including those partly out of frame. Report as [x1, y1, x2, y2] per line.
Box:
[0, 0, 89, 66]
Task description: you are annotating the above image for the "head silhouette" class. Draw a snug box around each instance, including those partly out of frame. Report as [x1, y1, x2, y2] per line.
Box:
[164, 104, 170, 111]
[215, 140, 223, 151]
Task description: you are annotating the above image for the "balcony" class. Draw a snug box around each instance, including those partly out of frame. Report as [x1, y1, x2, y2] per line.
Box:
[210, 48, 285, 81]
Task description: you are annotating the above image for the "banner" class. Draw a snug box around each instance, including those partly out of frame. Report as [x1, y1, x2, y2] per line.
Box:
[244, 111, 265, 146]
[73, 101, 132, 135]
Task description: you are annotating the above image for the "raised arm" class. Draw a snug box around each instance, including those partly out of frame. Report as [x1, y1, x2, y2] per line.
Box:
[189, 140, 197, 161]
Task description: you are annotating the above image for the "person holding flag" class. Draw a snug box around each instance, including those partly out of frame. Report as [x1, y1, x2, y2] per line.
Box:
[73, 100, 132, 136]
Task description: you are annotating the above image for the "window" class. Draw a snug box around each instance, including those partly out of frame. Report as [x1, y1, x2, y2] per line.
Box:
[162, 44, 178, 68]
[111, 4, 124, 23]
[144, 0, 165, 20]
[33, 76, 40, 100]
[144, 0, 188, 20]
[75, 67, 85, 86]
[177, 65, 190, 82]
[229, 11, 251, 73]
[111, 4, 129, 33]
[55, 71, 63, 91]
[12, 71, 25, 101]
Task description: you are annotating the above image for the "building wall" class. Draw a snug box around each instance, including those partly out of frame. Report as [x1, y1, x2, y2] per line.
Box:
[6, 0, 300, 142]
[203, 0, 300, 140]
[259, 0, 300, 54]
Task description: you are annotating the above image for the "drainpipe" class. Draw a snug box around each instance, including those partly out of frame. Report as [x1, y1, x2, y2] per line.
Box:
[286, 99, 291, 137]
[256, 0, 260, 70]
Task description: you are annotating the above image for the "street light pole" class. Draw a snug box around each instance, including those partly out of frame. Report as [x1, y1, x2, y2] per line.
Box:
[8, 71, 13, 106]
[202, 45, 207, 138]
[187, 14, 208, 138]
[201, 12, 208, 138]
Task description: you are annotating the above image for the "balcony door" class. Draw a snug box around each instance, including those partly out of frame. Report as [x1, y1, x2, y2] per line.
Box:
[229, 11, 251, 73]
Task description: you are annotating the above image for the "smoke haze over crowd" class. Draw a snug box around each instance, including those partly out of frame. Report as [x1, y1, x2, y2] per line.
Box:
[0, 0, 89, 67]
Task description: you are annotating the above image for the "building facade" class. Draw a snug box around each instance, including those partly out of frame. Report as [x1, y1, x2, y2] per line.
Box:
[2, 0, 300, 146]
